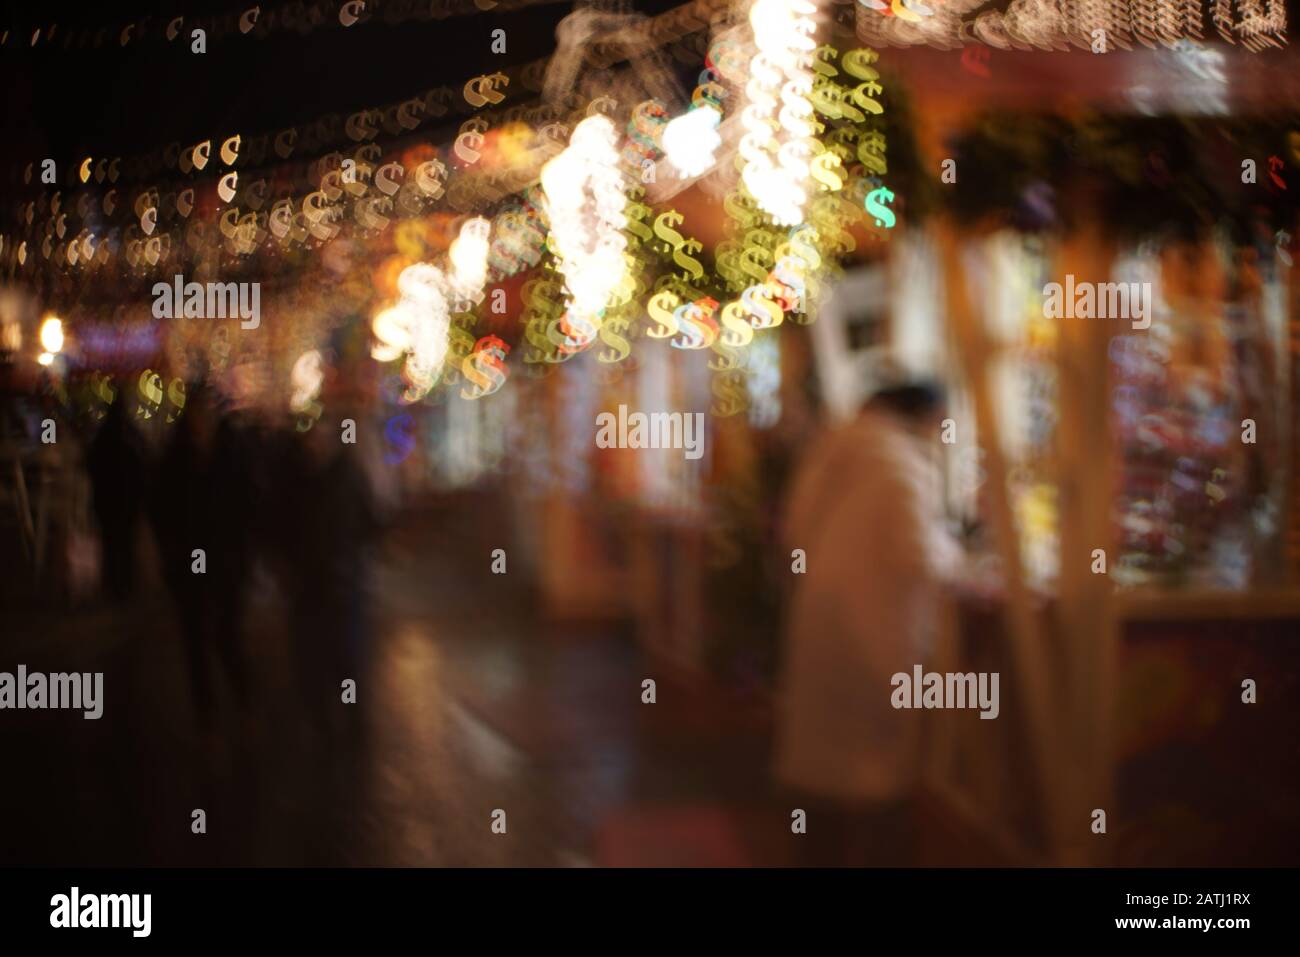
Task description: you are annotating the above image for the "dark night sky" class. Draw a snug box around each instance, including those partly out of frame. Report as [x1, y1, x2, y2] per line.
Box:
[0, 0, 683, 185]
[4, 0, 1298, 188]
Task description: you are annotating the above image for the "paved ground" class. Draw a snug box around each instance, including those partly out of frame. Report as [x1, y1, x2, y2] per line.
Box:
[4, 496, 1295, 866]
[0, 499, 794, 867]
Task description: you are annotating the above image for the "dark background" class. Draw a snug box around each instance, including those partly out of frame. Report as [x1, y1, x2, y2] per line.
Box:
[0, 0, 688, 184]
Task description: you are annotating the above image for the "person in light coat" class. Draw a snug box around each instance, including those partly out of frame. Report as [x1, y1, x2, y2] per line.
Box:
[774, 381, 964, 865]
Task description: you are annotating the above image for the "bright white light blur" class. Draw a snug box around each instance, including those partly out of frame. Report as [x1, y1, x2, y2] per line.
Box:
[372, 264, 453, 401]
[37, 352, 54, 366]
[448, 216, 491, 306]
[371, 304, 412, 363]
[397, 262, 446, 305]
[742, 0, 818, 225]
[541, 115, 628, 336]
[663, 106, 722, 178]
[39, 316, 64, 354]
[540, 154, 584, 209]
[289, 349, 324, 413]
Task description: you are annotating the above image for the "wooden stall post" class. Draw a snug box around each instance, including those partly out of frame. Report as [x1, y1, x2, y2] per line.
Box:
[1051, 226, 1120, 866]
[937, 223, 1072, 863]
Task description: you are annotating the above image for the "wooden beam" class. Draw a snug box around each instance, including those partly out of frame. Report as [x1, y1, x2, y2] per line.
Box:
[1051, 227, 1120, 866]
[936, 222, 1071, 862]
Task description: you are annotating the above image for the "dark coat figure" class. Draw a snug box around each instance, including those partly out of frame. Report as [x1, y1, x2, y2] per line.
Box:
[85, 396, 147, 601]
[150, 386, 256, 732]
[284, 418, 383, 740]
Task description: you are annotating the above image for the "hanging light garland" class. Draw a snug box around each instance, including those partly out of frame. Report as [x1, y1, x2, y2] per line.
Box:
[539, 114, 630, 354]
[741, 0, 820, 227]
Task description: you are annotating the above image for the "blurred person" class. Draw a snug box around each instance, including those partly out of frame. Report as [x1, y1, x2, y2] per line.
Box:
[773, 380, 963, 866]
[151, 382, 256, 744]
[85, 388, 147, 601]
[283, 404, 390, 747]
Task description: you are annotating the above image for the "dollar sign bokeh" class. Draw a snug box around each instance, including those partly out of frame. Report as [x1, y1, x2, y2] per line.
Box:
[444, 313, 478, 385]
[384, 413, 418, 465]
[460, 335, 510, 399]
[1269, 155, 1288, 191]
[671, 298, 719, 350]
[719, 300, 755, 348]
[865, 186, 896, 229]
[741, 283, 784, 330]
[673, 238, 706, 283]
[646, 289, 681, 339]
[711, 369, 748, 418]
[809, 152, 844, 193]
[652, 210, 686, 257]
[597, 315, 633, 363]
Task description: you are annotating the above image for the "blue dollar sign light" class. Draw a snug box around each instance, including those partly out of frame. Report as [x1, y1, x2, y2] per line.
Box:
[384, 413, 417, 465]
[865, 185, 896, 229]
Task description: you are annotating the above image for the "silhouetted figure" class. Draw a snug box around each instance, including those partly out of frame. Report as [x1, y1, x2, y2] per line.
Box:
[86, 392, 147, 601]
[151, 384, 255, 738]
[284, 413, 384, 745]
